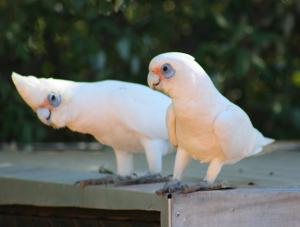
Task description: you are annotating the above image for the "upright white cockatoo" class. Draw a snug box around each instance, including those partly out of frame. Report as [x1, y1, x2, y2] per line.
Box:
[12, 72, 173, 185]
[147, 52, 274, 193]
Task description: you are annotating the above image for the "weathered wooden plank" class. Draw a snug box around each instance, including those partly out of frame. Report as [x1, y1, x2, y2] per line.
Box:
[73, 219, 98, 227]
[0, 205, 160, 221]
[1, 145, 300, 227]
[0, 205, 160, 227]
[97, 220, 159, 227]
[171, 188, 300, 227]
[0, 177, 165, 211]
[1, 146, 300, 188]
[0, 215, 14, 226]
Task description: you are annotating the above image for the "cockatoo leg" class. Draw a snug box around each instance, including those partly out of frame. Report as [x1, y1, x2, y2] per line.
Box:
[99, 139, 169, 185]
[175, 159, 226, 193]
[143, 139, 165, 174]
[173, 147, 190, 180]
[156, 147, 190, 195]
[204, 158, 223, 184]
[75, 149, 171, 187]
[178, 159, 228, 193]
[114, 148, 171, 185]
[156, 155, 227, 195]
[114, 150, 134, 176]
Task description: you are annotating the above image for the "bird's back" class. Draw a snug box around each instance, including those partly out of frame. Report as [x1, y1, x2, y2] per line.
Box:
[76, 80, 171, 140]
[104, 80, 171, 139]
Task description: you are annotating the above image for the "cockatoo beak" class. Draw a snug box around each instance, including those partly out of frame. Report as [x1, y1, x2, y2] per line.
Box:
[12, 72, 68, 128]
[147, 71, 161, 89]
[12, 72, 53, 125]
[11, 72, 45, 110]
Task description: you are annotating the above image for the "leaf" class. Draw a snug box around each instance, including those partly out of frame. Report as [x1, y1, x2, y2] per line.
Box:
[292, 71, 300, 86]
[214, 13, 229, 29]
[114, 0, 124, 12]
[252, 54, 266, 70]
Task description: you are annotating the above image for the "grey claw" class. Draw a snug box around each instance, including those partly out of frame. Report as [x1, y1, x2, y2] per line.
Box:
[156, 180, 234, 195]
[98, 166, 114, 174]
[155, 180, 188, 195]
[75, 174, 172, 187]
[114, 173, 171, 186]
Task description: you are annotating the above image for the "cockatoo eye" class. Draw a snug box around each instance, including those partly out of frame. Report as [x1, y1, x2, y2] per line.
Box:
[161, 63, 175, 79]
[47, 92, 61, 107]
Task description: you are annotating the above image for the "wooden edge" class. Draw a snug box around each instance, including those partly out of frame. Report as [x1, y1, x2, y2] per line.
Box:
[0, 177, 168, 212]
[170, 187, 300, 227]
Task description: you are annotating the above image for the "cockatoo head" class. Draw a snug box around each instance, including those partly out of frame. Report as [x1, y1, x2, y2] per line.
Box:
[12, 72, 75, 129]
[147, 52, 206, 97]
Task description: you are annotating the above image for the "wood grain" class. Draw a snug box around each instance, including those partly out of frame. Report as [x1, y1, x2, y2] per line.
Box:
[0, 205, 160, 227]
[171, 188, 300, 227]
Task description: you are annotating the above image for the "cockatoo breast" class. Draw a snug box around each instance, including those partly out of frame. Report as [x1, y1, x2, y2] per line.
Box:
[173, 98, 227, 162]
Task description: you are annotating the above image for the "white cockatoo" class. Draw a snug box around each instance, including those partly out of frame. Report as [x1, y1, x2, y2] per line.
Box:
[12, 72, 173, 185]
[147, 52, 274, 193]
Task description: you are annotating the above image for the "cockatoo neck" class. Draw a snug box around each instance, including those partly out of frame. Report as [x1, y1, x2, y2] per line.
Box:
[170, 73, 229, 118]
[64, 84, 101, 136]
[167, 72, 217, 101]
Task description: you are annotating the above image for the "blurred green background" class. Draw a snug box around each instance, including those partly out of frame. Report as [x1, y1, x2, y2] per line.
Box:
[1, 0, 299, 143]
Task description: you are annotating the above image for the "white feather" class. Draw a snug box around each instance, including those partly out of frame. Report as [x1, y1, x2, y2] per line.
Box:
[147, 52, 274, 183]
[12, 72, 173, 176]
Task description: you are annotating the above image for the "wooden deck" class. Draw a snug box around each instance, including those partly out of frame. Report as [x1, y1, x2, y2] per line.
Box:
[0, 143, 300, 226]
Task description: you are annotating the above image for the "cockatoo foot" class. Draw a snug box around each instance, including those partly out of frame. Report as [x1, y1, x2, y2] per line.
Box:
[98, 166, 114, 175]
[155, 179, 189, 195]
[113, 173, 172, 186]
[75, 175, 126, 187]
[181, 181, 226, 194]
[156, 180, 232, 195]
[75, 173, 171, 187]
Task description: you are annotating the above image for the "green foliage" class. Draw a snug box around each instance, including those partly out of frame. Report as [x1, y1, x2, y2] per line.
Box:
[0, 0, 299, 142]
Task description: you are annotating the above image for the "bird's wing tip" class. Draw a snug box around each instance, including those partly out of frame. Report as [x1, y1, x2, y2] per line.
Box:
[264, 137, 275, 146]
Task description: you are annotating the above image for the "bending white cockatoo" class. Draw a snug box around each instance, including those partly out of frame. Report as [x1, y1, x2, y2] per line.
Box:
[12, 72, 173, 185]
[147, 52, 274, 194]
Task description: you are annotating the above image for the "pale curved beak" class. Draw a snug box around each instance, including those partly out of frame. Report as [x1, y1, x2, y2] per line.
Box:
[36, 108, 51, 125]
[147, 72, 160, 89]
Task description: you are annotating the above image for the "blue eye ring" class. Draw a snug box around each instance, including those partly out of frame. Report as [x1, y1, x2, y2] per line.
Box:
[47, 92, 61, 107]
[161, 63, 175, 78]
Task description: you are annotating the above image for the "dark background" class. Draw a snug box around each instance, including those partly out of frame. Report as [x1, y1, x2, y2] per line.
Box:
[1, 0, 299, 143]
